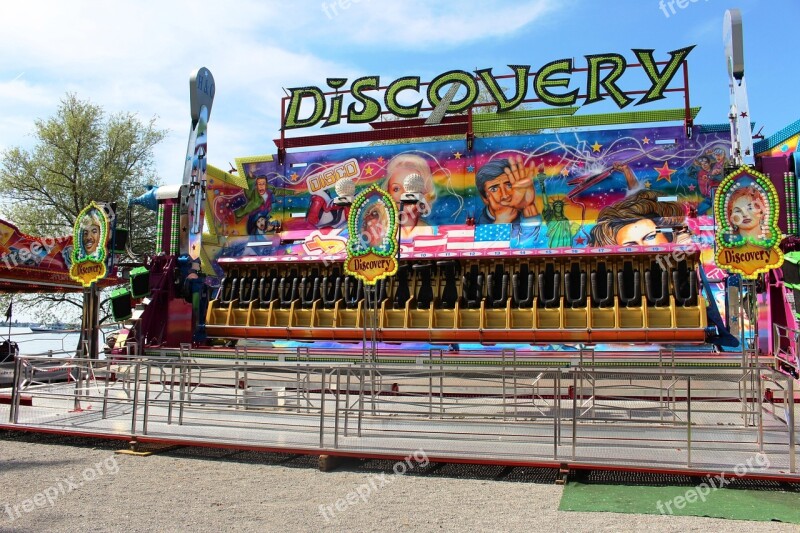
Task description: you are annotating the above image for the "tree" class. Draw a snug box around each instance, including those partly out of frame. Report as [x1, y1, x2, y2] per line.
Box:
[0, 93, 167, 325]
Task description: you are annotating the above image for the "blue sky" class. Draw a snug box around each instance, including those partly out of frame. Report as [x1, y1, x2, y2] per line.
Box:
[0, 0, 797, 188]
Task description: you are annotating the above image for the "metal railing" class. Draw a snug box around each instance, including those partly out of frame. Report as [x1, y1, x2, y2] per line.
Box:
[4, 355, 797, 474]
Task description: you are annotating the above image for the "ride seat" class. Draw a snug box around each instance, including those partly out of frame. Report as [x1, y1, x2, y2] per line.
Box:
[413, 263, 434, 310]
[564, 263, 587, 308]
[437, 261, 459, 309]
[461, 265, 484, 309]
[590, 263, 614, 308]
[673, 261, 697, 306]
[321, 269, 343, 309]
[645, 262, 670, 307]
[617, 262, 642, 307]
[538, 264, 561, 308]
[512, 264, 534, 309]
[486, 264, 509, 308]
[300, 269, 321, 309]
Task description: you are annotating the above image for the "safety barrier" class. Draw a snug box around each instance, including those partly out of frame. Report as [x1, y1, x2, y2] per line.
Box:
[3, 354, 797, 476]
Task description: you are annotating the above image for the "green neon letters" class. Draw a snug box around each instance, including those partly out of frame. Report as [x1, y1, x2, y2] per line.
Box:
[282, 46, 695, 129]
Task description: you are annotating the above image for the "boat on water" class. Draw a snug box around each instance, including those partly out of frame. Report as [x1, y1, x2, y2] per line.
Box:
[29, 323, 74, 333]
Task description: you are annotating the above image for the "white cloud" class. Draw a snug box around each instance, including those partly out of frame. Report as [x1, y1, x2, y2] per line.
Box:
[321, 0, 557, 48]
[0, 0, 561, 184]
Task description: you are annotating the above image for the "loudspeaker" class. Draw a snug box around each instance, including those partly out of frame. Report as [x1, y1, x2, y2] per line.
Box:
[129, 266, 150, 298]
[110, 287, 132, 322]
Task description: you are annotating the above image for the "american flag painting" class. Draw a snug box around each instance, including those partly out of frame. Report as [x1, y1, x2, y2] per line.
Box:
[412, 235, 447, 253]
[474, 223, 512, 249]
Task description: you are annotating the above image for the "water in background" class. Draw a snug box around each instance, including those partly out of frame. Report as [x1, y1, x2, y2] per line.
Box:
[2, 327, 111, 357]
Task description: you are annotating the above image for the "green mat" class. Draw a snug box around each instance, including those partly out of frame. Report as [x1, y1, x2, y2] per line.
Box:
[559, 482, 800, 523]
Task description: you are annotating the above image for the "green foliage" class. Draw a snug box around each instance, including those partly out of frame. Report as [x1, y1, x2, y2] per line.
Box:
[0, 93, 168, 325]
[0, 93, 166, 254]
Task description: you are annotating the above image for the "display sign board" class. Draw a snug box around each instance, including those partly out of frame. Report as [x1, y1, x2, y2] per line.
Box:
[283, 46, 695, 129]
[714, 166, 783, 278]
[344, 186, 398, 284]
[69, 202, 109, 287]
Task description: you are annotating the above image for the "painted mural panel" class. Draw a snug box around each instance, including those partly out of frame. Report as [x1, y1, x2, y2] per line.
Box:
[205, 124, 731, 265]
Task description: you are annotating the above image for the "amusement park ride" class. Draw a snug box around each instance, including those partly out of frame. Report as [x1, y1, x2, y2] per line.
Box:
[12, 9, 784, 373]
[101, 9, 797, 371]
[3, 9, 800, 478]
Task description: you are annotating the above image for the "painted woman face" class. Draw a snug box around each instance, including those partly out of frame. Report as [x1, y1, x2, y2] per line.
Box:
[386, 172, 405, 204]
[730, 194, 764, 231]
[615, 219, 669, 247]
[83, 223, 101, 254]
[362, 204, 386, 246]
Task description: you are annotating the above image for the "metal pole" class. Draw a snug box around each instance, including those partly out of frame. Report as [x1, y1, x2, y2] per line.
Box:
[789, 376, 796, 473]
[757, 369, 763, 452]
[371, 284, 379, 363]
[428, 366, 433, 418]
[102, 358, 111, 419]
[344, 368, 351, 436]
[9, 355, 21, 423]
[357, 364, 364, 437]
[234, 365, 239, 409]
[513, 349, 518, 417]
[687, 376, 692, 467]
[439, 351, 444, 418]
[178, 362, 186, 426]
[167, 363, 176, 424]
[73, 358, 83, 411]
[502, 349, 507, 420]
[572, 369, 577, 459]
[334, 369, 341, 449]
[131, 362, 141, 435]
[557, 371, 562, 446]
[319, 368, 327, 448]
[142, 363, 152, 435]
[553, 371, 558, 460]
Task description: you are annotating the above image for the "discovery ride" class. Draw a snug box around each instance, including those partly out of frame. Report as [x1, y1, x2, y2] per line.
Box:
[135, 44, 737, 363]
[4, 9, 800, 481]
[36, 11, 781, 378]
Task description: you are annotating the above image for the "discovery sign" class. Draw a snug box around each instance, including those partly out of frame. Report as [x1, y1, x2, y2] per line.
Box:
[283, 46, 695, 129]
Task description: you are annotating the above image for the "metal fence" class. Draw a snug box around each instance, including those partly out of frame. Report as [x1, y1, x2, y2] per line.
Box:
[3, 354, 797, 475]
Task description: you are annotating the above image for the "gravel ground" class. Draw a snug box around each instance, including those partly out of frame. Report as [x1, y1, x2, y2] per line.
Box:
[0, 430, 797, 533]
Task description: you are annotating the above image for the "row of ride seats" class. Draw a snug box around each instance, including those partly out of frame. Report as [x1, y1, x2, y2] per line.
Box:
[452, 261, 696, 310]
[216, 269, 365, 310]
[215, 260, 698, 314]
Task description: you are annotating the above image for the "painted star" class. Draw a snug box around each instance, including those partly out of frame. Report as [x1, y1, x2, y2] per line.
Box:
[654, 162, 676, 183]
[453, 152, 463, 159]
[688, 184, 696, 191]
[289, 172, 298, 181]
[365, 166, 374, 175]
[377, 156, 385, 163]
[591, 141, 602, 153]
[560, 167, 570, 177]
[575, 236, 585, 245]
[644, 181, 652, 189]
[740, 111, 748, 118]
[642, 137, 650, 144]
[466, 164, 475, 173]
